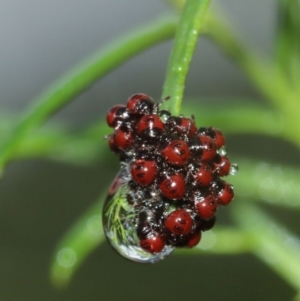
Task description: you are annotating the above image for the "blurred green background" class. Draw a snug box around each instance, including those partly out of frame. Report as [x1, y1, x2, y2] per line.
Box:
[0, 0, 297, 300]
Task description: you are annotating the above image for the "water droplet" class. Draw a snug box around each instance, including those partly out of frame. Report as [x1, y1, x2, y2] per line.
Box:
[102, 170, 174, 263]
[218, 146, 227, 156]
[173, 65, 183, 72]
[159, 110, 171, 123]
[230, 163, 239, 175]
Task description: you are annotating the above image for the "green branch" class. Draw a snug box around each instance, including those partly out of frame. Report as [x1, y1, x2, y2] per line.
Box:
[161, 0, 211, 115]
[50, 196, 105, 288]
[182, 101, 285, 138]
[176, 226, 252, 255]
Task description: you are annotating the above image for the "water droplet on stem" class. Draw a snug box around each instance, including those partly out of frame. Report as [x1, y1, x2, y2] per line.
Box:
[102, 170, 174, 263]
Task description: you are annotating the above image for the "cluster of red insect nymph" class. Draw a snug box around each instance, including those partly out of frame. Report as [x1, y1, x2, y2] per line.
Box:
[106, 93, 236, 254]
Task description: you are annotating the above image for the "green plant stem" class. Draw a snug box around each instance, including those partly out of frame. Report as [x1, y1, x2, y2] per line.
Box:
[176, 226, 253, 255]
[0, 117, 110, 165]
[166, 1, 300, 147]
[230, 159, 300, 209]
[0, 16, 177, 171]
[161, 0, 211, 115]
[182, 101, 286, 138]
[50, 196, 105, 288]
[232, 203, 300, 292]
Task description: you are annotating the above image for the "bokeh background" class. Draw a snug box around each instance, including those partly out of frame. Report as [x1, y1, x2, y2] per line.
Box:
[0, 0, 296, 300]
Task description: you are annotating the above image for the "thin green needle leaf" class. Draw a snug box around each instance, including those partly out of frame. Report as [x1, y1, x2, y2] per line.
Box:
[50, 195, 105, 288]
[162, 0, 211, 115]
[182, 101, 286, 139]
[276, 0, 300, 88]
[204, 12, 300, 113]
[176, 226, 253, 256]
[0, 16, 177, 171]
[232, 203, 300, 292]
[231, 158, 300, 209]
[0, 120, 110, 165]
[38, 121, 110, 165]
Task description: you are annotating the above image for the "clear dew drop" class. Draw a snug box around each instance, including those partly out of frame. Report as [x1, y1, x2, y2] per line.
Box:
[218, 146, 227, 156]
[102, 170, 174, 263]
[230, 163, 239, 175]
[159, 110, 171, 123]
